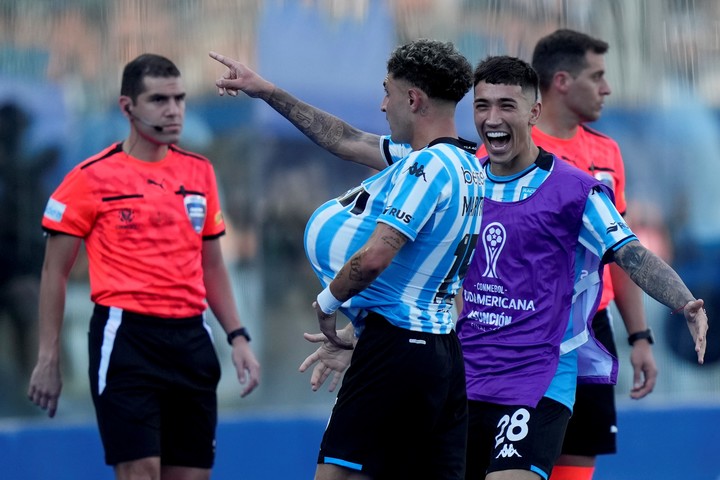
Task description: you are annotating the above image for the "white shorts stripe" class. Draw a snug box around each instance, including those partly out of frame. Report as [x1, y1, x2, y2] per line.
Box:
[97, 306, 122, 395]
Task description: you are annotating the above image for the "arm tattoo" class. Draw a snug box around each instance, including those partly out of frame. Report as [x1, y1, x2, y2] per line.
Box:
[266, 88, 348, 152]
[334, 225, 407, 300]
[381, 228, 405, 251]
[615, 242, 693, 310]
[348, 256, 364, 282]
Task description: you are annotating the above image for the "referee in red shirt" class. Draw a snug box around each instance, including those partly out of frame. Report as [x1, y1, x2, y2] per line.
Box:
[28, 53, 260, 480]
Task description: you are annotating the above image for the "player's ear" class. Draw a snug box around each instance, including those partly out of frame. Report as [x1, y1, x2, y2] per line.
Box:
[529, 100, 542, 126]
[408, 87, 426, 113]
[554, 71, 572, 93]
[119, 97, 133, 117]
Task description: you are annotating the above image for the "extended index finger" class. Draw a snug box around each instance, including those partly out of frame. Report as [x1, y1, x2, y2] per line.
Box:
[208, 51, 233, 67]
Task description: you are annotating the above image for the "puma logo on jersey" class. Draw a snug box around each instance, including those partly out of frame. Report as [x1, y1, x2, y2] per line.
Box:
[495, 443, 522, 459]
[147, 178, 166, 189]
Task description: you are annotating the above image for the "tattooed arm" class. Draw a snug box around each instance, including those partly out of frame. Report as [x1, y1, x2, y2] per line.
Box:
[314, 223, 408, 349]
[209, 51, 386, 170]
[614, 240, 708, 364]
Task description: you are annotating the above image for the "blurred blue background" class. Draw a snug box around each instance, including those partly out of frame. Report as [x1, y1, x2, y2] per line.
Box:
[0, 0, 718, 478]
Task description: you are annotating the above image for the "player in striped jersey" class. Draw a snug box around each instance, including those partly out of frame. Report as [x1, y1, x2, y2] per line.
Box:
[210, 46, 707, 480]
[460, 55, 706, 480]
[213, 39, 483, 479]
[531, 29, 656, 480]
[28, 54, 260, 480]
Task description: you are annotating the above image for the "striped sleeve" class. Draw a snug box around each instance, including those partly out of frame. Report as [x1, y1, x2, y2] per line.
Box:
[380, 135, 413, 166]
[378, 149, 450, 240]
[579, 187, 637, 258]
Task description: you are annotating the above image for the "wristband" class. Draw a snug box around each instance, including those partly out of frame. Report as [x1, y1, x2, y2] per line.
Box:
[317, 286, 343, 315]
[227, 327, 251, 345]
[628, 328, 654, 346]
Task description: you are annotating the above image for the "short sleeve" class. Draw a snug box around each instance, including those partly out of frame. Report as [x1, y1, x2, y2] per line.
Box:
[42, 167, 97, 237]
[202, 162, 226, 238]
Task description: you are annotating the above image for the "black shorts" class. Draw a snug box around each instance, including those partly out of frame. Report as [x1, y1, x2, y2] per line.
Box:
[561, 308, 618, 456]
[318, 312, 468, 480]
[466, 397, 571, 479]
[88, 304, 221, 467]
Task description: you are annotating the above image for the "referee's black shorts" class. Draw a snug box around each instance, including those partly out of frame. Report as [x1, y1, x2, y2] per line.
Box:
[561, 308, 618, 456]
[318, 312, 468, 480]
[88, 304, 221, 467]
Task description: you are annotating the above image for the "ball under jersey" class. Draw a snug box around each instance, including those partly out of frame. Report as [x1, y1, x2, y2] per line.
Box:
[304, 136, 484, 334]
[478, 124, 627, 311]
[42, 143, 226, 318]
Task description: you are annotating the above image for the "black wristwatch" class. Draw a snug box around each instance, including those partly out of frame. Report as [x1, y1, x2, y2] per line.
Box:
[227, 327, 251, 345]
[628, 328, 654, 346]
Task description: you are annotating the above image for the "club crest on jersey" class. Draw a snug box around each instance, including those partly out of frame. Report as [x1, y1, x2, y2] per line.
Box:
[184, 194, 207, 233]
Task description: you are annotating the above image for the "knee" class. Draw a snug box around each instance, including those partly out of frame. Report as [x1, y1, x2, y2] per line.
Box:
[114, 456, 161, 480]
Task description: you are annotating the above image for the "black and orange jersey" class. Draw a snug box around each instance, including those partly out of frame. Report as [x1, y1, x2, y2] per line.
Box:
[477, 125, 627, 310]
[42, 143, 226, 317]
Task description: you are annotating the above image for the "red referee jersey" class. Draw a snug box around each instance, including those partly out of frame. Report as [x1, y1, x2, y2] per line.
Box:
[42, 143, 226, 317]
[477, 125, 627, 310]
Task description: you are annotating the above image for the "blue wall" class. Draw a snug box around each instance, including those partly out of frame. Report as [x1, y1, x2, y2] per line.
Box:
[1, 405, 718, 480]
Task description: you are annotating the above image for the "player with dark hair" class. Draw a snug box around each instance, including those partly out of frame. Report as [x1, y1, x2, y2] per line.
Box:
[208, 46, 707, 480]
[531, 29, 658, 480]
[461, 54, 705, 480]
[211, 39, 483, 479]
[28, 53, 260, 480]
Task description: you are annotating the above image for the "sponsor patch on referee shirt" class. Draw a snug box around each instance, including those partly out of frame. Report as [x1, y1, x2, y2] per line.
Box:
[44, 198, 66, 222]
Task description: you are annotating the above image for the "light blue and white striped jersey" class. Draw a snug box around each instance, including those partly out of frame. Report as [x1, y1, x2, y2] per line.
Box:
[482, 153, 636, 410]
[304, 136, 484, 334]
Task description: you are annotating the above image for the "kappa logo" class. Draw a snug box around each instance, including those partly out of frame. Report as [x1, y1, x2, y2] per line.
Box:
[495, 443, 522, 459]
[606, 221, 627, 234]
[405, 162, 427, 181]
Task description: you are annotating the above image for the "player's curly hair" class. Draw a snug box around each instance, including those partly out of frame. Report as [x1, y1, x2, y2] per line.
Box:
[121, 53, 181, 101]
[473, 55, 539, 103]
[387, 39, 473, 103]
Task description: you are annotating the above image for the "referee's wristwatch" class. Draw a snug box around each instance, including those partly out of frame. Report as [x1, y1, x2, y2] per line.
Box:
[628, 328, 654, 346]
[227, 327, 251, 345]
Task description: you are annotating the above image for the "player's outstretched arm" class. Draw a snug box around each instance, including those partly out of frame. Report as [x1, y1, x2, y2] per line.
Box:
[209, 51, 385, 170]
[614, 241, 708, 364]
